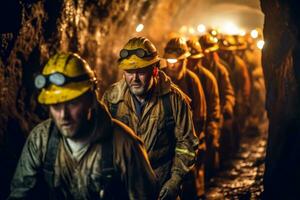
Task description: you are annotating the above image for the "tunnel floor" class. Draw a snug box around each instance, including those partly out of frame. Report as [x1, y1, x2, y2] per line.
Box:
[205, 131, 266, 200]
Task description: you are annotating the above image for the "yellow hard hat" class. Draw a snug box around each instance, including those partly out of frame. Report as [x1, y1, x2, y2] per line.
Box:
[186, 38, 204, 59]
[234, 35, 247, 50]
[163, 37, 191, 60]
[219, 35, 238, 51]
[207, 28, 220, 38]
[118, 37, 160, 70]
[36, 52, 96, 105]
[199, 34, 219, 53]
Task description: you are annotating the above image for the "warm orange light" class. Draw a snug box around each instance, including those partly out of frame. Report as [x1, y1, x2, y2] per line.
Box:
[211, 30, 217, 36]
[197, 24, 206, 33]
[166, 58, 178, 64]
[188, 27, 196, 34]
[251, 29, 259, 39]
[239, 29, 246, 36]
[222, 22, 239, 34]
[179, 26, 188, 33]
[136, 24, 144, 32]
[257, 40, 265, 49]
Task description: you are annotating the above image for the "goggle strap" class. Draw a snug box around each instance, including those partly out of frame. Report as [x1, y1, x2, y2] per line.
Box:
[68, 74, 91, 83]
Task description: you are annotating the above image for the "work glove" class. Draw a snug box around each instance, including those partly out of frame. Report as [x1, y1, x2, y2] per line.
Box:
[159, 174, 182, 200]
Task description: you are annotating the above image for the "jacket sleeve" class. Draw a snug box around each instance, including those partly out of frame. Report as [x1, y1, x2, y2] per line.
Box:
[205, 75, 221, 147]
[190, 75, 207, 157]
[114, 128, 159, 200]
[171, 94, 199, 179]
[240, 60, 251, 102]
[9, 126, 44, 199]
[192, 75, 207, 139]
[219, 65, 235, 113]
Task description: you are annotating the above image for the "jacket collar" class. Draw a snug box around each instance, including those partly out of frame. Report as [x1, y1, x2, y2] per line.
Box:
[87, 102, 114, 142]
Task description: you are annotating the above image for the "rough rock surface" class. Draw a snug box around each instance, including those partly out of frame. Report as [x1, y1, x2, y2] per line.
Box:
[260, 0, 300, 199]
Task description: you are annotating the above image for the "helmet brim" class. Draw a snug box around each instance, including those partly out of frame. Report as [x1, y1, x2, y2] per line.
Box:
[203, 45, 219, 53]
[118, 55, 160, 70]
[219, 45, 238, 51]
[38, 80, 91, 105]
[189, 53, 204, 59]
[163, 51, 191, 60]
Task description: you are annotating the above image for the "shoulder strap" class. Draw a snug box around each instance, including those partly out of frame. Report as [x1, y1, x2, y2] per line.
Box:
[162, 94, 175, 132]
[110, 103, 119, 118]
[99, 135, 115, 199]
[43, 122, 60, 188]
[101, 136, 114, 174]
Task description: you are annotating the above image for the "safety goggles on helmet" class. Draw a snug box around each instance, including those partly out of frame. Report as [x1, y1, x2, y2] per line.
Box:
[119, 48, 157, 60]
[34, 72, 90, 89]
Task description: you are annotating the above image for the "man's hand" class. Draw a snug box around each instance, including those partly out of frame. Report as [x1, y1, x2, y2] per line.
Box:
[159, 175, 182, 200]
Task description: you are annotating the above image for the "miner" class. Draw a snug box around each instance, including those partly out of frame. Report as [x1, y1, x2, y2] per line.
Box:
[186, 38, 221, 180]
[102, 37, 199, 200]
[199, 34, 235, 164]
[9, 52, 158, 200]
[218, 35, 251, 149]
[163, 37, 207, 199]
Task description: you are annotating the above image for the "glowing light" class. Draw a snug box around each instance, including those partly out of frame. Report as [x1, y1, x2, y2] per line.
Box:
[166, 58, 178, 64]
[179, 26, 188, 33]
[211, 30, 218, 36]
[188, 27, 196, 35]
[181, 36, 188, 42]
[197, 24, 206, 33]
[239, 29, 246, 36]
[251, 29, 259, 39]
[257, 40, 265, 49]
[136, 24, 144, 32]
[213, 37, 218, 43]
[222, 22, 239, 35]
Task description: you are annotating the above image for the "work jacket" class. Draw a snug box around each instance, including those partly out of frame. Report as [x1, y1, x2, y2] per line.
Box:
[9, 103, 158, 200]
[102, 71, 199, 188]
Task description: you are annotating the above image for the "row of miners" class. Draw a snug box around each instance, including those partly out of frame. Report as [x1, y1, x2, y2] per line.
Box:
[8, 30, 267, 200]
[158, 30, 268, 199]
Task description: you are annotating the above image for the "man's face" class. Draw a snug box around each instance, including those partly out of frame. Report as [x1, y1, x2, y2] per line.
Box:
[219, 50, 232, 62]
[49, 93, 92, 139]
[187, 58, 199, 69]
[124, 66, 154, 97]
[165, 59, 185, 80]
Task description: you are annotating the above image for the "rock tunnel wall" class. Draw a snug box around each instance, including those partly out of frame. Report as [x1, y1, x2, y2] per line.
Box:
[260, 0, 300, 199]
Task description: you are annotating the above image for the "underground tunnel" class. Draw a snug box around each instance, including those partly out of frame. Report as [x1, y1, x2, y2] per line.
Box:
[0, 0, 300, 199]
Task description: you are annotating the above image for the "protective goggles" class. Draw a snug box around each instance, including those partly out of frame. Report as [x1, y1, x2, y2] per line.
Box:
[119, 48, 157, 60]
[34, 72, 90, 89]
